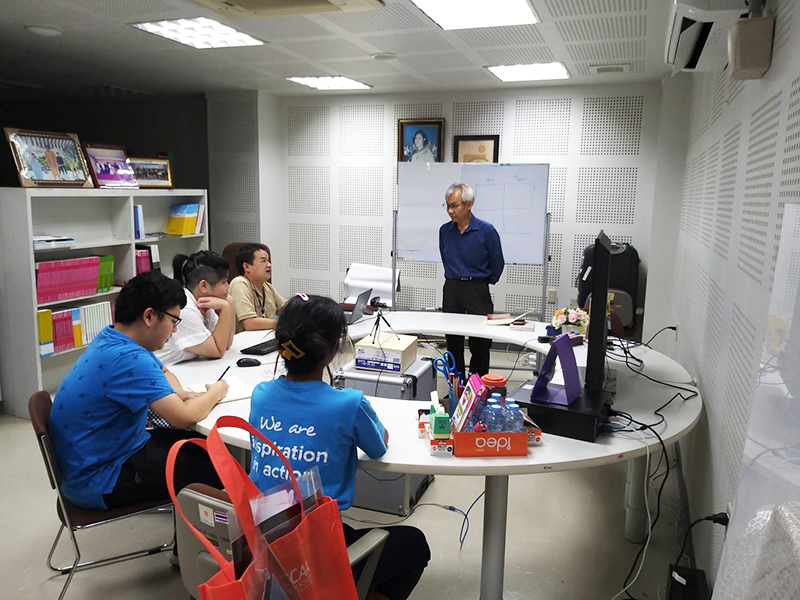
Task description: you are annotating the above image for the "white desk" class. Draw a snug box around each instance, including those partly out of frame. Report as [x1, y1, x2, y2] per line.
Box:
[172, 312, 702, 600]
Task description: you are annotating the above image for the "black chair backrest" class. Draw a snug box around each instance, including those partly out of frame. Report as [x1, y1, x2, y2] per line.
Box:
[28, 391, 59, 490]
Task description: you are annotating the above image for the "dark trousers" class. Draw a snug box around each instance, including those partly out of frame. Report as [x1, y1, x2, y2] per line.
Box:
[344, 523, 430, 600]
[443, 278, 493, 377]
[104, 429, 221, 509]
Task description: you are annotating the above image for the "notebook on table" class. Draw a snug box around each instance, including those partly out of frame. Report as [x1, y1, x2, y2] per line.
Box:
[188, 376, 254, 403]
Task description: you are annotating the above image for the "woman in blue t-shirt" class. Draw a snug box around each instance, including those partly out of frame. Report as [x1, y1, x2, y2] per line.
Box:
[249, 294, 429, 600]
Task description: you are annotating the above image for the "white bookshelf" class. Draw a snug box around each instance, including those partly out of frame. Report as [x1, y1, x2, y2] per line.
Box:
[0, 187, 208, 417]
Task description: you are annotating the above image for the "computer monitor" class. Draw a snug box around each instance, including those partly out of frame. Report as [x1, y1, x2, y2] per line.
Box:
[584, 230, 612, 393]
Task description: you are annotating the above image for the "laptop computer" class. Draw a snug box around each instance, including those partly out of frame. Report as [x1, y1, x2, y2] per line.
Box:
[345, 288, 372, 325]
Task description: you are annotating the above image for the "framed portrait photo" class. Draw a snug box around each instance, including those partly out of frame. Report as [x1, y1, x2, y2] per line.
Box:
[398, 119, 444, 163]
[128, 157, 173, 188]
[4, 128, 93, 188]
[453, 135, 500, 163]
[83, 143, 138, 189]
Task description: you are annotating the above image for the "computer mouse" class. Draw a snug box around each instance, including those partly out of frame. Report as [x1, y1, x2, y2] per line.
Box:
[236, 357, 261, 368]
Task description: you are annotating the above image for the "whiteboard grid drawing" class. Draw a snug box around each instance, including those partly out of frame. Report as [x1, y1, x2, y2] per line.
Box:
[397, 162, 549, 265]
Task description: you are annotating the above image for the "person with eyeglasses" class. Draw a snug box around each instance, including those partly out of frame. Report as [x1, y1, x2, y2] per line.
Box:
[439, 182, 504, 378]
[49, 271, 229, 563]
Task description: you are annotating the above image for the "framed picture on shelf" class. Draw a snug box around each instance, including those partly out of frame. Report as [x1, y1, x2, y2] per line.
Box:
[128, 157, 173, 188]
[453, 135, 500, 163]
[83, 143, 138, 188]
[3, 128, 93, 188]
[398, 119, 444, 163]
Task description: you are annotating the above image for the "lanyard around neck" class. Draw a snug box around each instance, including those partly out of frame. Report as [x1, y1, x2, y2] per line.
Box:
[252, 284, 266, 318]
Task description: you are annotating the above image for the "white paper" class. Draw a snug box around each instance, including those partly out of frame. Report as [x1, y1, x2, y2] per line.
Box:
[188, 375, 254, 403]
[343, 262, 397, 307]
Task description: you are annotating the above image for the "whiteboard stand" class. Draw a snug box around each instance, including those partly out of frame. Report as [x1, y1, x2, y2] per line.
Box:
[538, 212, 552, 322]
[392, 209, 398, 308]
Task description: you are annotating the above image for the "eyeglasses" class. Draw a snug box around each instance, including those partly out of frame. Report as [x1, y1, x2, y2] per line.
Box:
[157, 309, 182, 326]
[442, 201, 462, 211]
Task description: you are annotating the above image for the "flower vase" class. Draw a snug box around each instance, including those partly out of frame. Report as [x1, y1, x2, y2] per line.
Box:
[562, 324, 580, 335]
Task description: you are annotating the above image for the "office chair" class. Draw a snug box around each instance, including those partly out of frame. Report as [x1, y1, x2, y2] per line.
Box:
[28, 391, 174, 600]
[177, 483, 389, 600]
[222, 242, 272, 283]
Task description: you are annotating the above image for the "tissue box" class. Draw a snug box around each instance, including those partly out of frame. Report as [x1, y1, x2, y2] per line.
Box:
[355, 332, 417, 373]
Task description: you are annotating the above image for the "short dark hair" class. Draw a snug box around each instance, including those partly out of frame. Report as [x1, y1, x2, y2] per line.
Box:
[235, 243, 270, 276]
[115, 271, 187, 325]
[276, 295, 347, 377]
[173, 251, 229, 289]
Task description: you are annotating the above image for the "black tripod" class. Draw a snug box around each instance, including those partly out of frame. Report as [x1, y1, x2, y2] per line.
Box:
[369, 309, 400, 344]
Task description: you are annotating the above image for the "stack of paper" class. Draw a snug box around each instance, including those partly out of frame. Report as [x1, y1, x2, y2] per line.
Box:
[188, 376, 255, 403]
[344, 263, 397, 307]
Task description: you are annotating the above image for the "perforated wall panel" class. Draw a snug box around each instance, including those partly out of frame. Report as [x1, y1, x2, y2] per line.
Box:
[547, 167, 566, 223]
[288, 166, 330, 215]
[288, 223, 331, 271]
[738, 91, 782, 285]
[210, 220, 258, 255]
[288, 106, 330, 156]
[505, 294, 542, 313]
[339, 225, 384, 271]
[513, 99, 571, 156]
[566, 40, 645, 62]
[555, 15, 646, 42]
[701, 142, 719, 249]
[772, 0, 794, 54]
[398, 261, 439, 279]
[580, 96, 643, 155]
[454, 24, 544, 47]
[715, 124, 740, 260]
[210, 162, 258, 213]
[575, 167, 637, 224]
[209, 101, 257, 154]
[453, 100, 504, 155]
[339, 167, 383, 217]
[396, 286, 437, 309]
[288, 278, 332, 298]
[339, 105, 385, 157]
[503, 232, 561, 288]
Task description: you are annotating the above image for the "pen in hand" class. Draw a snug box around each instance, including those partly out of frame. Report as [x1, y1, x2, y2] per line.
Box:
[217, 366, 230, 381]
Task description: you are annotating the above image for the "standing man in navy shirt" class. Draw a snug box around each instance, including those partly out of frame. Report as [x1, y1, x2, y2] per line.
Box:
[439, 182, 504, 377]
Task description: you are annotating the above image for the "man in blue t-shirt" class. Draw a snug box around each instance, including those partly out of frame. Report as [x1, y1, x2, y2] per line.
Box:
[439, 182, 505, 377]
[49, 271, 229, 512]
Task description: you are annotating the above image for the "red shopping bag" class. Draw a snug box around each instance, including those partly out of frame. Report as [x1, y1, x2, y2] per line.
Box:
[167, 415, 358, 600]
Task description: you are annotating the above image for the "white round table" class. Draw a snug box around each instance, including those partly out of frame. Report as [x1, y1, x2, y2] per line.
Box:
[173, 312, 701, 600]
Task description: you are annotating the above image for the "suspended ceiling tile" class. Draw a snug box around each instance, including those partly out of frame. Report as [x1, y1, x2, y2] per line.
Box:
[67, 0, 177, 19]
[200, 44, 295, 64]
[453, 24, 545, 47]
[422, 68, 496, 83]
[573, 59, 645, 76]
[322, 3, 427, 33]
[251, 62, 334, 78]
[319, 58, 401, 77]
[555, 14, 647, 42]
[235, 15, 334, 40]
[396, 52, 475, 72]
[477, 46, 557, 65]
[543, 0, 648, 18]
[279, 38, 369, 60]
[362, 72, 425, 87]
[566, 40, 646, 61]
[362, 31, 453, 55]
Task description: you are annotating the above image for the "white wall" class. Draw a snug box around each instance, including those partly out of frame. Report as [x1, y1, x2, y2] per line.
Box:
[270, 82, 664, 325]
[669, 0, 800, 583]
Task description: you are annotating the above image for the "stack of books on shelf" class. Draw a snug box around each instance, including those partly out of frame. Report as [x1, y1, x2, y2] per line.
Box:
[134, 245, 160, 274]
[33, 235, 75, 250]
[166, 203, 204, 235]
[134, 204, 145, 240]
[35, 256, 115, 304]
[37, 301, 114, 357]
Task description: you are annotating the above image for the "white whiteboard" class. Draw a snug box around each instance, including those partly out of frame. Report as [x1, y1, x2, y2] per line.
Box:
[397, 162, 549, 264]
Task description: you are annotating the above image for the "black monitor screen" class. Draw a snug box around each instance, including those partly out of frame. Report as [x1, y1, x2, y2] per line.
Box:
[584, 231, 612, 393]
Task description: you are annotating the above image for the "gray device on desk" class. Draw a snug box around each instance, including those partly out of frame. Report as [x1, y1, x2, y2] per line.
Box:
[334, 357, 437, 515]
[344, 288, 372, 324]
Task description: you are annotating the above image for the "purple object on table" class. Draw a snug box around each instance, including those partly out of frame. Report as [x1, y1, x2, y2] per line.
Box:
[530, 333, 582, 406]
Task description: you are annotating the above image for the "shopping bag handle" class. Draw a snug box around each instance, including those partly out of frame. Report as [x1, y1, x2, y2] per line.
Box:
[166, 437, 230, 569]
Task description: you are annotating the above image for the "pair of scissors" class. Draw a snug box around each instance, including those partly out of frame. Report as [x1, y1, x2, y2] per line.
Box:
[433, 351, 458, 397]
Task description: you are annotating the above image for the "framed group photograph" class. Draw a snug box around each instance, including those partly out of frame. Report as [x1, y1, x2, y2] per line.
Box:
[83, 143, 138, 189]
[129, 157, 173, 188]
[453, 135, 500, 163]
[398, 119, 444, 163]
[4, 128, 93, 188]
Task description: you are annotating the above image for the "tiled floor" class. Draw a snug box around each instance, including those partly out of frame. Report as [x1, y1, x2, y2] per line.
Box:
[1, 347, 688, 599]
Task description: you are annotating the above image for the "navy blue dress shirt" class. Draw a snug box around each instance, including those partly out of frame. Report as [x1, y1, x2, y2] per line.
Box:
[439, 215, 505, 284]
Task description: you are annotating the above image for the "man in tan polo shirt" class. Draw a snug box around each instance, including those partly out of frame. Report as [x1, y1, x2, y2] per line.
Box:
[229, 243, 287, 333]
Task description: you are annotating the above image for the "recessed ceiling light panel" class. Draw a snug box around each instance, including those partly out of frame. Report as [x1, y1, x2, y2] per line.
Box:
[410, 0, 537, 30]
[286, 76, 371, 91]
[131, 17, 263, 49]
[26, 25, 63, 37]
[487, 62, 570, 82]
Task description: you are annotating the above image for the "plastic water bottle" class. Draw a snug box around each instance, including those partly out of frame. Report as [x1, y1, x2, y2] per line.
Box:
[504, 401, 519, 430]
[487, 405, 504, 432]
[481, 398, 499, 424]
[507, 405, 525, 432]
[490, 392, 503, 405]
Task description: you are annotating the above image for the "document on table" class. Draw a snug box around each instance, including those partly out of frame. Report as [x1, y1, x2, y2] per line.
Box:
[188, 376, 254, 403]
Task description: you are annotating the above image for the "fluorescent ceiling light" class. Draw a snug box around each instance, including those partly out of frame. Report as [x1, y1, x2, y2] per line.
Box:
[410, 0, 537, 30]
[131, 17, 263, 49]
[286, 76, 371, 91]
[487, 62, 570, 82]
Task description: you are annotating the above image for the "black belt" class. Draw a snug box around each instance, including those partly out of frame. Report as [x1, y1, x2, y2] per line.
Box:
[447, 277, 488, 282]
